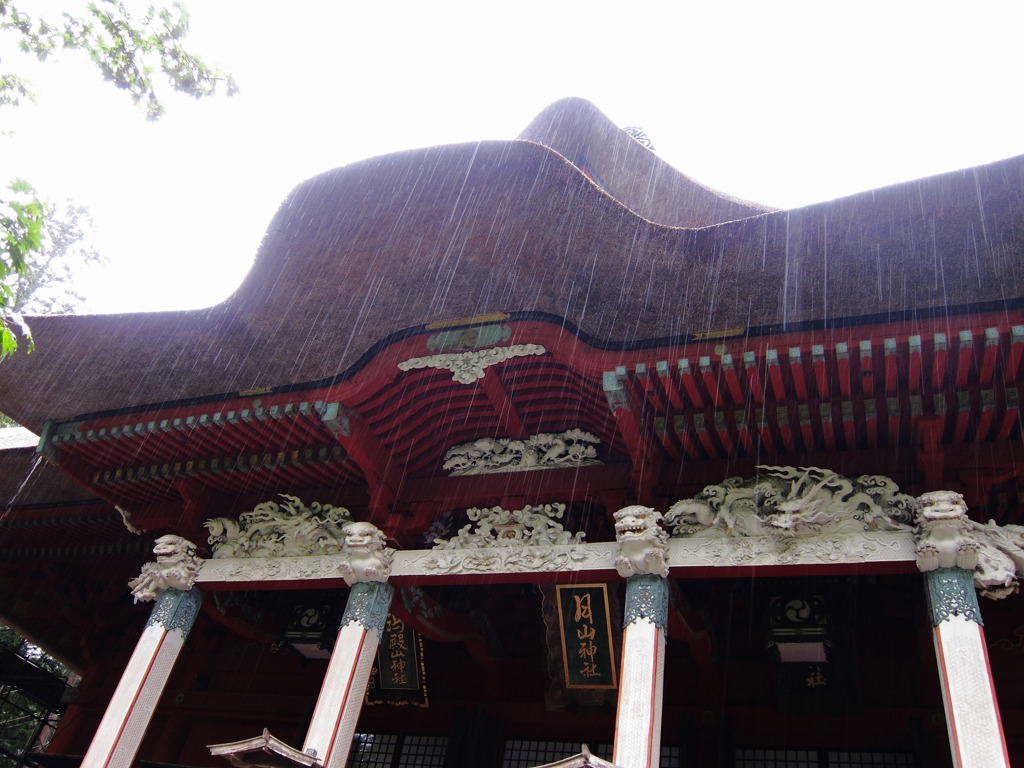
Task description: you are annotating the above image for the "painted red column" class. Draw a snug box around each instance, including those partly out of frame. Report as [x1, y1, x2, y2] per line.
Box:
[302, 580, 394, 768]
[81, 587, 203, 768]
[613, 574, 668, 768]
[924, 568, 1010, 768]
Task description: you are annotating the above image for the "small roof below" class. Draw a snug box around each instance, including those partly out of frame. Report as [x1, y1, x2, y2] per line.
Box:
[528, 744, 621, 768]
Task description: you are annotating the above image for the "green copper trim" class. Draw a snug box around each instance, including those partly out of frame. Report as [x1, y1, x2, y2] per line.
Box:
[342, 582, 394, 635]
[145, 588, 203, 634]
[624, 574, 668, 630]
[924, 568, 982, 627]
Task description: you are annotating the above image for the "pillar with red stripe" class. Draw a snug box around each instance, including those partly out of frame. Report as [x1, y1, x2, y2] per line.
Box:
[924, 567, 1010, 768]
[302, 580, 394, 768]
[613, 574, 668, 768]
[81, 587, 204, 768]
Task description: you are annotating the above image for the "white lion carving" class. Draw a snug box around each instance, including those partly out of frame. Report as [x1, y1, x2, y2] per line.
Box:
[128, 535, 201, 603]
[613, 505, 669, 578]
[915, 490, 980, 573]
[337, 522, 394, 586]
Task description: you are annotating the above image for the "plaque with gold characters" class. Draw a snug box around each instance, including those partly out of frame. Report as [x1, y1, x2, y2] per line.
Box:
[555, 584, 617, 689]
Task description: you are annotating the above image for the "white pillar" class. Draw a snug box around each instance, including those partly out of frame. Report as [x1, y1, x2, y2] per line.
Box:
[925, 568, 1010, 768]
[82, 588, 203, 768]
[613, 574, 668, 768]
[302, 581, 393, 768]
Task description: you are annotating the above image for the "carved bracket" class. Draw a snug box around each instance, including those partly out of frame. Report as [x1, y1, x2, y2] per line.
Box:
[433, 503, 584, 549]
[397, 343, 546, 383]
[443, 429, 601, 476]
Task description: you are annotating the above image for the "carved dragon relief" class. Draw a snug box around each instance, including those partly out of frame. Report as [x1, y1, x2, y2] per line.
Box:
[204, 494, 353, 558]
[442, 429, 601, 475]
[397, 343, 546, 384]
[661, 466, 918, 570]
[203, 495, 394, 586]
[665, 466, 917, 540]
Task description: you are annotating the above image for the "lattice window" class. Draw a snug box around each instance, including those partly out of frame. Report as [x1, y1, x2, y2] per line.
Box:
[395, 735, 448, 768]
[346, 733, 447, 768]
[826, 752, 914, 767]
[502, 740, 612, 767]
[501, 740, 680, 767]
[735, 749, 915, 768]
[735, 748, 821, 768]
[347, 733, 397, 767]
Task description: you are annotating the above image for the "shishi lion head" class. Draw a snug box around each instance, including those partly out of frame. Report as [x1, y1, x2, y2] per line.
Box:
[614, 505, 665, 542]
[918, 490, 968, 523]
[128, 535, 200, 603]
[613, 505, 669, 578]
[153, 534, 197, 562]
[342, 521, 388, 553]
[338, 521, 393, 586]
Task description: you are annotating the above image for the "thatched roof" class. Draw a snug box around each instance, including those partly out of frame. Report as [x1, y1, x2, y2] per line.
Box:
[1, 99, 1022, 433]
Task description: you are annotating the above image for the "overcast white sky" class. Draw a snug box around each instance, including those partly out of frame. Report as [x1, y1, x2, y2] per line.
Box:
[2, 1, 1023, 314]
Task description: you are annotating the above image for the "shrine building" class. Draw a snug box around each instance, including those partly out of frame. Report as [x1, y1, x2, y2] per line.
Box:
[2, 98, 1024, 768]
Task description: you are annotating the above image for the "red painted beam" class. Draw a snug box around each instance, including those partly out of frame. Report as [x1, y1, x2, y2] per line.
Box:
[655, 417, 680, 461]
[639, 363, 668, 414]
[884, 338, 899, 396]
[812, 345, 827, 400]
[864, 398, 878, 448]
[798, 404, 814, 452]
[603, 372, 657, 503]
[673, 414, 701, 460]
[721, 354, 744, 405]
[679, 359, 705, 409]
[700, 356, 723, 408]
[789, 347, 808, 402]
[909, 395, 924, 437]
[776, 406, 795, 453]
[744, 352, 765, 405]
[767, 350, 786, 402]
[480, 372, 529, 439]
[886, 397, 900, 446]
[997, 387, 1019, 441]
[756, 408, 776, 455]
[956, 330, 974, 389]
[952, 391, 971, 444]
[859, 340, 874, 397]
[976, 390, 995, 442]
[1008, 327, 1024, 383]
[908, 335, 922, 394]
[657, 361, 686, 412]
[735, 410, 755, 455]
[836, 342, 851, 398]
[694, 413, 718, 457]
[714, 411, 734, 454]
[320, 402, 399, 518]
[980, 328, 1000, 387]
[932, 333, 948, 391]
[817, 403, 835, 453]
